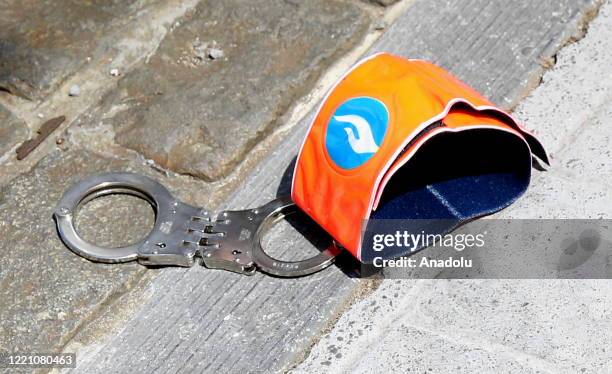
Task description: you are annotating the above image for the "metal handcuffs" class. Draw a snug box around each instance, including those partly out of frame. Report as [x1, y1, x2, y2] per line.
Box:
[54, 172, 339, 277]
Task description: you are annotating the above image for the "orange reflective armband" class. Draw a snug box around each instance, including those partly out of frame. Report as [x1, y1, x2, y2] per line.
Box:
[291, 53, 548, 263]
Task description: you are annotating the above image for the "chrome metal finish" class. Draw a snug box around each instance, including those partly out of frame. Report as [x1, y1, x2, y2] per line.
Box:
[54, 172, 338, 277]
[54, 173, 207, 267]
[250, 197, 340, 277]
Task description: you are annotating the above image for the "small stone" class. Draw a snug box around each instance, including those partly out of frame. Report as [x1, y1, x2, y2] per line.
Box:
[374, 21, 386, 30]
[68, 84, 80, 97]
[37, 113, 44, 119]
[110, 68, 120, 76]
[193, 43, 207, 60]
[208, 48, 225, 60]
[366, 0, 401, 6]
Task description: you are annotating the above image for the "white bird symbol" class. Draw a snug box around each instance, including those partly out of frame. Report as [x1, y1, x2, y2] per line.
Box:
[334, 114, 380, 154]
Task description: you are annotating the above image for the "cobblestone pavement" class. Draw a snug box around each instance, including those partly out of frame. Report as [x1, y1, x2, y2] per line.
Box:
[0, 0, 609, 372]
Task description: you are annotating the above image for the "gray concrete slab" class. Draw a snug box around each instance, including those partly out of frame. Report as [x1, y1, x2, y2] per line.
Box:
[70, 0, 603, 373]
[294, 2, 612, 372]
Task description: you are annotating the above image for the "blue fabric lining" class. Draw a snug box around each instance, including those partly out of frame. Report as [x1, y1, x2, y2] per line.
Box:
[362, 128, 532, 262]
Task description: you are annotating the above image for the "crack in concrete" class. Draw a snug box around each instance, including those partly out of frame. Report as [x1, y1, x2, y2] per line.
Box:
[508, 0, 604, 112]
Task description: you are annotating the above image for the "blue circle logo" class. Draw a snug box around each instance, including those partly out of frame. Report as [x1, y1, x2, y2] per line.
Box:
[325, 97, 389, 169]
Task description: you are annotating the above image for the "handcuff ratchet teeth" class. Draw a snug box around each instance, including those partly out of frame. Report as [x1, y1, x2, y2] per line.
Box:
[54, 172, 339, 277]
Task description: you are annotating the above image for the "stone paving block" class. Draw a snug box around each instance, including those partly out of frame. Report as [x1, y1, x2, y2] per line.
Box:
[498, 173, 612, 219]
[547, 97, 612, 188]
[513, 1, 612, 157]
[290, 280, 420, 373]
[0, 149, 159, 352]
[498, 2, 612, 220]
[507, 103, 612, 219]
[294, 279, 612, 374]
[292, 280, 552, 374]
[0, 104, 27, 157]
[94, 0, 369, 181]
[412, 280, 612, 373]
[0, 0, 159, 100]
[334, 325, 541, 374]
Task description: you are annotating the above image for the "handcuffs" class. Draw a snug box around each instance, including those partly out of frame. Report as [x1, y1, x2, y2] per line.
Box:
[55, 53, 548, 276]
[54, 172, 340, 277]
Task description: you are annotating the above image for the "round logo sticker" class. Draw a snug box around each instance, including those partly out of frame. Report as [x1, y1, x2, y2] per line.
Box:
[325, 97, 389, 169]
